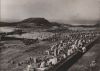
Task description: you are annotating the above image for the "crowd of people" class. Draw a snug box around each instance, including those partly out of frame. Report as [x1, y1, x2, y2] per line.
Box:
[21, 31, 100, 71]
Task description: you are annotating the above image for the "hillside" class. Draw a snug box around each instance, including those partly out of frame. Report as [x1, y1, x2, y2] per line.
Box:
[0, 18, 100, 29]
[17, 18, 52, 28]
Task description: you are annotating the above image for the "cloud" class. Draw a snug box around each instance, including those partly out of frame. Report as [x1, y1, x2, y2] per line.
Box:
[1, 0, 100, 24]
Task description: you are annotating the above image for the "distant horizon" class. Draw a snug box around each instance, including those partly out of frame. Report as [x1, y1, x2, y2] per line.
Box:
[1, 16, 100, 25]
[0, 17, 99, 26]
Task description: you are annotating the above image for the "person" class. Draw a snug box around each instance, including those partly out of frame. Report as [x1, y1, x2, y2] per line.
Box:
[82, 46, 86, 53]
[24, 63, 36, 71]
[60, 40, 63, 44]
[74, 40, 78, 45]
[45, 50, 50, 55]
[70, 48, 74, 54]
[62, 53, 67, 59]
[26, 64, 32, 71]
[89, 60, 96, 71]
[54, 48, 57, 56]
[58, 46, 63, 55]
[33, 57, 37, 63]
[67, 49, 71, 56]
[51, 45, 55, 51]
[47, 57, 57, 65]
[78, 39, 83, 47]
[40, 61, 46, 68]
[71, 44, 77, 52]
[63, 43, 67, 48]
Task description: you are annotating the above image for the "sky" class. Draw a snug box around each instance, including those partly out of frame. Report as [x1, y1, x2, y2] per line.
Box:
[1, 0, 100, 25]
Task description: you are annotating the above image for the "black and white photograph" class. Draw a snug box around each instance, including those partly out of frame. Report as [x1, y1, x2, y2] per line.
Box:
[0, 0, 100, 71]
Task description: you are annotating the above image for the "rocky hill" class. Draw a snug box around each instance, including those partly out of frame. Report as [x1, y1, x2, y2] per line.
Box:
[17, 18, 52, 28]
